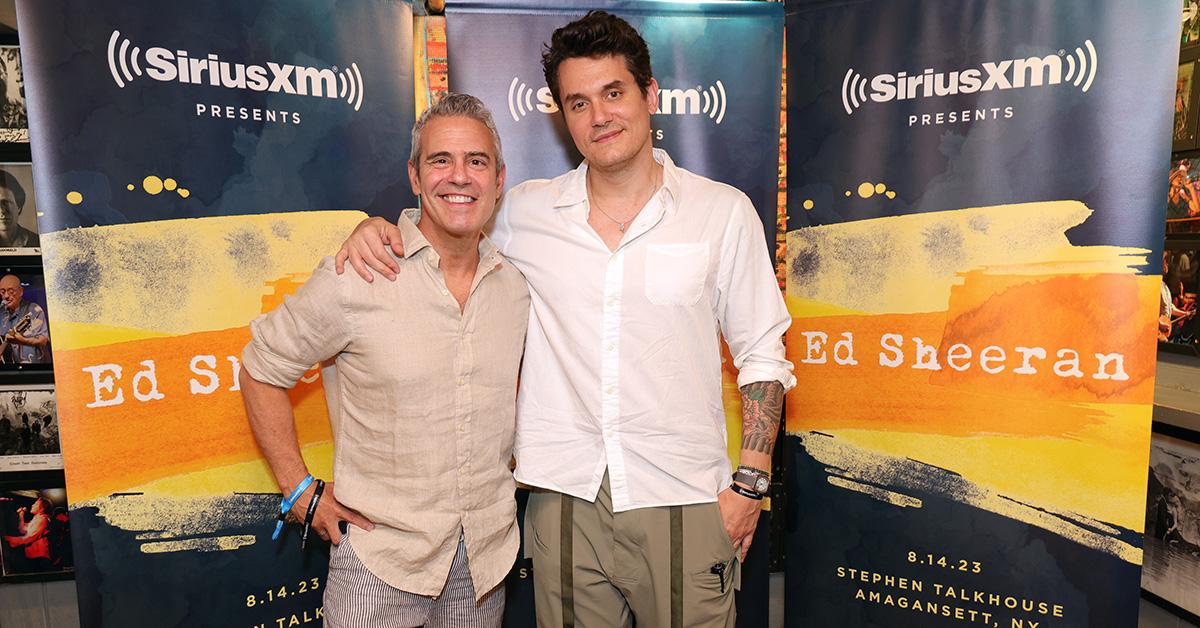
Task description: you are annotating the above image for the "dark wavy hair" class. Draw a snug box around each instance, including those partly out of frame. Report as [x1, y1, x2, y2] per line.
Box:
[541, 11, 653, 108]
[0, 169, 25, 209]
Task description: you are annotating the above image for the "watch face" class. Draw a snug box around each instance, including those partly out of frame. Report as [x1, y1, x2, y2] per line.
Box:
[754, 476, 770, 493]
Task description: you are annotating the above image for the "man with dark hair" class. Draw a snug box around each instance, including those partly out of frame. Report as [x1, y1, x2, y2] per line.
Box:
[336, 12, 792, 627]
[241, 93, 527, 628]
[0, 170, 37, 249]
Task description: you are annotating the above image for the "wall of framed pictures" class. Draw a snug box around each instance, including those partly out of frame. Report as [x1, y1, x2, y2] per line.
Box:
[1164, 12, 1200, 358]
[0, 30, 71, 586]
[1144, 9, 1200, 625]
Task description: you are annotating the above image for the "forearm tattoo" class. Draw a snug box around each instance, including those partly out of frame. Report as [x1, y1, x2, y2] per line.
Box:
[739, 381, 784, 455]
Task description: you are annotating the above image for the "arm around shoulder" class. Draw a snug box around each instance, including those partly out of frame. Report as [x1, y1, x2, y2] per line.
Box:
[334, 216, 405, 282]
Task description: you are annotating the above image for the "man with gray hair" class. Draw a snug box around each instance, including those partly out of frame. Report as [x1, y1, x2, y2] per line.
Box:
[239, 93, 528, 627]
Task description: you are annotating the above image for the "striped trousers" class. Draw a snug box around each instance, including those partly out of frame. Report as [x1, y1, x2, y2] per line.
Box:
[323, 532, 504, 628]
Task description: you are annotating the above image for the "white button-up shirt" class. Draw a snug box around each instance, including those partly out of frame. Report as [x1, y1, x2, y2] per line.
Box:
[492, 149, 795, 512]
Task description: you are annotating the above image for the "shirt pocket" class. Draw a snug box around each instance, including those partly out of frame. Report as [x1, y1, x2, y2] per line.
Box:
[644, 243, 709, 306]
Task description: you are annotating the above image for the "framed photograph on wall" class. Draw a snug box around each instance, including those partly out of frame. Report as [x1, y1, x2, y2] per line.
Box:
[0, 162, 40, 255]
[1159, 237, 1200, 356]
[0, 43, 27, 145]
[0, 259, 52, 371]
[1168, 158, 1200, 235]
[1142, 422, 1200, 624]
[1175, 60, 1200, 151]
[1186, 0, 1200, 49]
[0, 485, 72, 579]
[0, 385, 58, 472]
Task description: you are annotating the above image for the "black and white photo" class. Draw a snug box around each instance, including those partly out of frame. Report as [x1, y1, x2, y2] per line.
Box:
[0, 45, 28, 144]
[0, 162, 39, 254]
[1142, 427, 1200, 622]
[0, 385, 58, 471]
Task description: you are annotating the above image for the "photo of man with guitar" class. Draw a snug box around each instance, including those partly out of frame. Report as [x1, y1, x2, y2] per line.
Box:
[0, 274, 47, 364]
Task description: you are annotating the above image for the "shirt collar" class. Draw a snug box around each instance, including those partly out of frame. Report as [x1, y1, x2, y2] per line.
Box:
[553, 147, 682, 212]
[397, 210, 433, 260]
[397, 208, 505, 268]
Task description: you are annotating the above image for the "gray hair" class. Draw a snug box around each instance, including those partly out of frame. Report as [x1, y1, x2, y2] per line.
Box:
[409, 93, 504, 173]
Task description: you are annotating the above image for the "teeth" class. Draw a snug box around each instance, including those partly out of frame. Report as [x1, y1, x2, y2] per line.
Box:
[443, 195, 475, 203]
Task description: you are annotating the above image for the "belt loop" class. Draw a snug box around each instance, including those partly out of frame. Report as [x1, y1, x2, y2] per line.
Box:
[670, 505, 683, 628]
[561, 494, 575, 628]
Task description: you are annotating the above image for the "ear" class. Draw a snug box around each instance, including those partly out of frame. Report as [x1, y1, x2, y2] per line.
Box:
[496, 164, 507, 196]
[408, 161, 421, 198]
[645, 77, 659, 115]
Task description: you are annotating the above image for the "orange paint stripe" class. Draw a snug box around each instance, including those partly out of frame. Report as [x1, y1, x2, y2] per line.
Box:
[56, 326, 331, 501]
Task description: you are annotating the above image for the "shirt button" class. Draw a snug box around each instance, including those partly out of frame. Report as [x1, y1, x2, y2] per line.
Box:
[457, 377, 466, 385]
[442, 289, 449, 296]
[606, 386, 616, 395]
[605, 343, 615, 352]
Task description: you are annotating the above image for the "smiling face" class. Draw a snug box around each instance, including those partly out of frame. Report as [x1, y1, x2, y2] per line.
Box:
[408, 115, 506, 244]
[557, 55, 658, 173]
[0, 185, 19, 236]
[0, 274, 21, 312]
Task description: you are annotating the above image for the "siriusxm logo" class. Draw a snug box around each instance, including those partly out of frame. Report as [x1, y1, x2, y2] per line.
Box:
[106, 30, 365, 111]
[507, 78, 727, 124]
[841, 40, 1097, 115]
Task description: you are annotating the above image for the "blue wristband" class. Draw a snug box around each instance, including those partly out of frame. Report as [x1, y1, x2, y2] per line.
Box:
[272, 474, 314, 541]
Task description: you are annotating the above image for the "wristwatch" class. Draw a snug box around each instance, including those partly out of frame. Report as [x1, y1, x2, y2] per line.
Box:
[732, 465, 771, 495]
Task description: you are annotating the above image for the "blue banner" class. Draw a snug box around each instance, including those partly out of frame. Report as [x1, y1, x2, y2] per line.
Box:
[783, 1, 1176, 626]
[17, 1, 416, 625]
[445, 0, 783, 248]
[444, 2, 784, 626]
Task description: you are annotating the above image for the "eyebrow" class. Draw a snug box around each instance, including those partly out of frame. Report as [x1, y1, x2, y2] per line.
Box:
[424, 150, 492, 161]
[563, 79, 626, 105]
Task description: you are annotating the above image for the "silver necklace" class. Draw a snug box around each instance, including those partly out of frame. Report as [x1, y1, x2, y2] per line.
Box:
[589, 169, 662, 233]
[591, 203, 635, 232]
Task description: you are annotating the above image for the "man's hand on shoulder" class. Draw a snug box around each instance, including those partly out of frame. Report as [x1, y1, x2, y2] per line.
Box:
[334, 217, 405, 283]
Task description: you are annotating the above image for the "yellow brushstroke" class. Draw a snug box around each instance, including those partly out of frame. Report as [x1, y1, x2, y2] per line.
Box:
[141, 536, 256, 554]
[49, 321, 173, 351]
[786, 201, 1148, 315]
[802, 433, 1143, 564]
[828, 401, 1152, 531]
[827, 476, 923, 508]
[41, 210, 368, 344]
[785, 294, 868, 319]
[129, 441, 333, 497]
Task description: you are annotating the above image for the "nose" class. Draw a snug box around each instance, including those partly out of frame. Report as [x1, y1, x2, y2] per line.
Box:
[590, 100, 613, 128]
[449, 159, 470, 184]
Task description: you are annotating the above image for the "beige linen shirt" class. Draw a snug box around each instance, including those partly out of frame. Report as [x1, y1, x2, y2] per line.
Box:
[242, 214, 529, 599]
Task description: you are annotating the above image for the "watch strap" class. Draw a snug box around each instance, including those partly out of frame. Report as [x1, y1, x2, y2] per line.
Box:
[733, 467, 770, 492]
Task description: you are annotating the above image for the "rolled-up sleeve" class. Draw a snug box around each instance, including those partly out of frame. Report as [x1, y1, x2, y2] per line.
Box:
[242, 257, 352, 389]
[715, 196, 796, 392]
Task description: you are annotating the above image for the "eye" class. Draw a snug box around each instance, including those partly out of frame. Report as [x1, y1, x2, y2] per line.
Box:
[571, 100, 587, 111]
[470, 158, 487, 168]
[607, 89, 621, 99]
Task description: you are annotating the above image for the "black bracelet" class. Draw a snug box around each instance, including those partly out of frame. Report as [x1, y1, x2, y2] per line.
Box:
[730, 482, 764, 500]
[301, 479, 325, 550]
